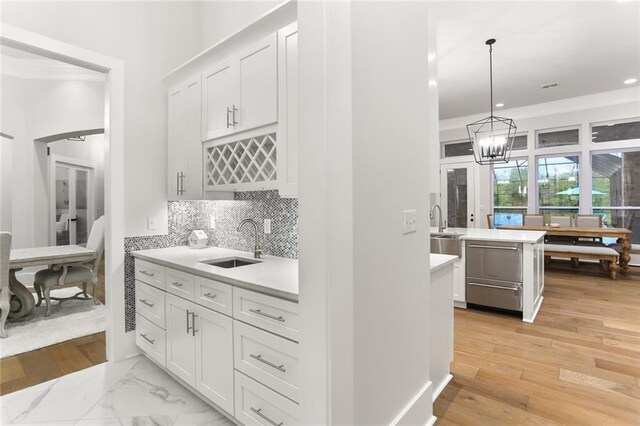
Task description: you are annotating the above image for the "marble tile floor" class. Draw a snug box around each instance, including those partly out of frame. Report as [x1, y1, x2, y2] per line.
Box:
[0, 355, 235, 426]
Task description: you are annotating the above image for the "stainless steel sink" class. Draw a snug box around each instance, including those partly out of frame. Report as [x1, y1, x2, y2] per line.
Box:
[430, 234, 462, 257]
[200, 257, 261, 269]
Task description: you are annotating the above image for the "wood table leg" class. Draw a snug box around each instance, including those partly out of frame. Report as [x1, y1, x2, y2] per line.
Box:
[8, 269, 35, 319]
[620, 238, 631, 276]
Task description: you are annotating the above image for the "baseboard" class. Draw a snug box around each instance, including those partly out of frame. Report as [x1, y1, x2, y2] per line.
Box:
[524, 296, 543, 324]
[432, 373, 453, 402]
[454, 301, 467, 309]
[426, 415, 438, 426]
[390, 380, 433, 426]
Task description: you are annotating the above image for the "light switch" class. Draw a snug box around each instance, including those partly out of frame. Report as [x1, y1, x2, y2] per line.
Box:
[209, 215, 216, 229]
[147, 216, 157, 231]
[264, 219, 272, 234]
[402, 210, 417, 234]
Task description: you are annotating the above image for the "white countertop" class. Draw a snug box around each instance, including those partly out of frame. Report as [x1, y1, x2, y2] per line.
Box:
[131, 246, 298, 302]
[430, 227, 545, 243]
[430, 254, 458, 273]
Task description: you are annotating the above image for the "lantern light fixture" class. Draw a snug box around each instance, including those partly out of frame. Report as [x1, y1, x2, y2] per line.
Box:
[466, 38, 517, 165]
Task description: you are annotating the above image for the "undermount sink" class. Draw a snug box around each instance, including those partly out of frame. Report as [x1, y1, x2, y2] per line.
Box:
[200, 257, 261, 269]
[430, 234, 462, 257]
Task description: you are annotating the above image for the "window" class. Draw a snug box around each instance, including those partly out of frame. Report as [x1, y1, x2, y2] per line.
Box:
[537, 128, 579, 148]
[492, 159, 528, 227]
[442, 140, 473, 158]
[592, 150, 640, 243]
[512, 134, 528, 151]
[537, 155, 580, 221]
[591, 119, 640, 143]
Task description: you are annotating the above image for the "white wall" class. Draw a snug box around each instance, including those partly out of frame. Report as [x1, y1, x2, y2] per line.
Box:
[1, 1, 202, 237]
[298, 2, 435, 424]
[0, 74, 105, 248]
[198, 1, 282, 50]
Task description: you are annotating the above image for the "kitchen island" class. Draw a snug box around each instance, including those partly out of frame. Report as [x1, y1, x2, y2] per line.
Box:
[431, 227, 546, 323]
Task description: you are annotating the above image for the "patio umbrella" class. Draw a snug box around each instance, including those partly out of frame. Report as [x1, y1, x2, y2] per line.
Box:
[555, 187, 605, 195]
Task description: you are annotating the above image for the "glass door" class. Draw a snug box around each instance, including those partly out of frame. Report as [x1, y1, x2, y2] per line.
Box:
[52, 162, 93, 246]
[440, 163, 476, 228]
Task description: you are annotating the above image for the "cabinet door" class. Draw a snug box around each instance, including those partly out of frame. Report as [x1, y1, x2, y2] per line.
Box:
[237, 33, 278, 132]
[194, 305, 234, 414]
[202, 59, 237, 141]
[277, 23, 298, 198]
[183, 76, 203, 199]
[167, 83, 187, 200]
[166, 293, 196, 387]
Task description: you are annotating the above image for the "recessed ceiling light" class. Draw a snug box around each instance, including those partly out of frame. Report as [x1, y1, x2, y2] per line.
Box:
[624, 78, 637, 85]
[495, 103, 504, 107]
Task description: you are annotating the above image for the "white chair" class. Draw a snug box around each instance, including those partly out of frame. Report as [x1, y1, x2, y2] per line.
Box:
[0, 232, 10, 338]
[34, 216, 104, 317]
[524, 214, 544, 226]
[487, 214, 493, 229]
[55, 213, 69, 234]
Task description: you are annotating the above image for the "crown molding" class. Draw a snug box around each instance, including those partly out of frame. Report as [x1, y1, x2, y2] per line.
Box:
[1, 55, 104, 82]
[439, 87, 640, 131]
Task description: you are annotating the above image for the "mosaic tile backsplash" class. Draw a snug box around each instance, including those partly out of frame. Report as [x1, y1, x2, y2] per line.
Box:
[124, 190, 298, 332]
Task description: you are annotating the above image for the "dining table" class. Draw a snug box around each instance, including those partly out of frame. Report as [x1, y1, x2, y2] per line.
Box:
[3, 245, 97, 326]
[498, 225, 633, 275]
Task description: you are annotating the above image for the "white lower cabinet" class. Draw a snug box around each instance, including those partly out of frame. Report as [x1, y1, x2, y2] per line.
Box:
[166, 294, 197, 386]
[195, 304, 234, 413]
[234, 370, 300, 426]
[452, 257, 466, 306]
[134, 261, 299, 424]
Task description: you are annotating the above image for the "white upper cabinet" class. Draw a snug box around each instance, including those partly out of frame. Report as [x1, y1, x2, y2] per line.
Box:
[237, 33, 278, 133]
[167, 74, 202, 200]
[277, 22, 298, 198]
[202, 34, 278, 142]
[202, 59, 237, 141]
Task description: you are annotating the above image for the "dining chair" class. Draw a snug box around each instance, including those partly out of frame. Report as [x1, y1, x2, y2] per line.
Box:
[486, 214, 493, 229]
[523, 214, 544, 226]
[34, 216, 104, 317]
[575, 214, 604, 245]
[549, 215, 572, 227]
[0, 232, 10, 338]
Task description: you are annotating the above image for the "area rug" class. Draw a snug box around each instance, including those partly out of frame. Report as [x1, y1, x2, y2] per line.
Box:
[1, 287, 106, 358]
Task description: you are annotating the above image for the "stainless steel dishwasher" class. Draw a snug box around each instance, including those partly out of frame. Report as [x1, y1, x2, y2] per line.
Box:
[466, 240, 523, 311]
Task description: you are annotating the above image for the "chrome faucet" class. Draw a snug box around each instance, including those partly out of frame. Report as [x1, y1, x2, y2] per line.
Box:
[430, 204, 446, 233]
[237, 219, 262, 259]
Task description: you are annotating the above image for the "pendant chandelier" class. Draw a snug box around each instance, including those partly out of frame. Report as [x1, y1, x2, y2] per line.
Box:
[466, 38, 517, 165]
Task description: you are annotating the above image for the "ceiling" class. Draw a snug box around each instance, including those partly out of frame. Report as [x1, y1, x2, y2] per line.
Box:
[436, 1, 640, 119]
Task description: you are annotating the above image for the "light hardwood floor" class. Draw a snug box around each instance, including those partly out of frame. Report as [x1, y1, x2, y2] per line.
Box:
[435, 261, 640, 425]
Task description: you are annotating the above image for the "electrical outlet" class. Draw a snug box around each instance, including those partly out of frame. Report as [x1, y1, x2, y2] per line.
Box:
[402, 210, 417, 234]
[264, 219, 272, 234]
[147, 216, 157, 231]
[209, 215, 216, 229]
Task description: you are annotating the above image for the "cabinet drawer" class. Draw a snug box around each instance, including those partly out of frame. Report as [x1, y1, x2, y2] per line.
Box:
[166, 268, 196, 301]
[136, 313, 166, 367]
[135, 259, 166, 290]
[234, 321, 299, 402]
[194, 276, 232, 316]
[135, 280, 166, 329]
[234, 371, 299, 426]
[466, 241, 523, 283]
[233, 287, 299, 342]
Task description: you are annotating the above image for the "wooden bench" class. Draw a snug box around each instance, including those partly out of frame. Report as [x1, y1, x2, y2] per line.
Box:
[544, 244, 620, 280]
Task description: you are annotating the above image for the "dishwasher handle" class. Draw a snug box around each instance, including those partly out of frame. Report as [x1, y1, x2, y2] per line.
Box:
[468, 282, 520, 291]
[468, 244, 519, 251]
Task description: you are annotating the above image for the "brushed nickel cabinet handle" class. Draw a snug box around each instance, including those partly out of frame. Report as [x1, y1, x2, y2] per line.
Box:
[176, 172, 181, 196]
[139, 270, 154, 277]
[203, 292, 217, 299]
[468, 244, 518, 251]
[186, 309, 192, 334]
[250, 407, 282, 426]
[250, 353, 286, 373]
[468, 282, 519, 291]
[232, 105, 238, 126]
[139, 299, 154, 308]
[140, 333, 155, 345]
[171, 281, 184, 287]
[191, 312, 198, 336]
[249, 308, 285, 322]
[226, 107, 232, 128]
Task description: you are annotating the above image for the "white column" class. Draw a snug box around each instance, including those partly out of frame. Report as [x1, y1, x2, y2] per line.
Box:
[298, 2, 436, 424]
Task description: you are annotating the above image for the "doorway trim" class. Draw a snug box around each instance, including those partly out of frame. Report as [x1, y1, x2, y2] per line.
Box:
[1, 24, 130, 360]
[440, 161, 477, 228]
[49, 155, 96, 246]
